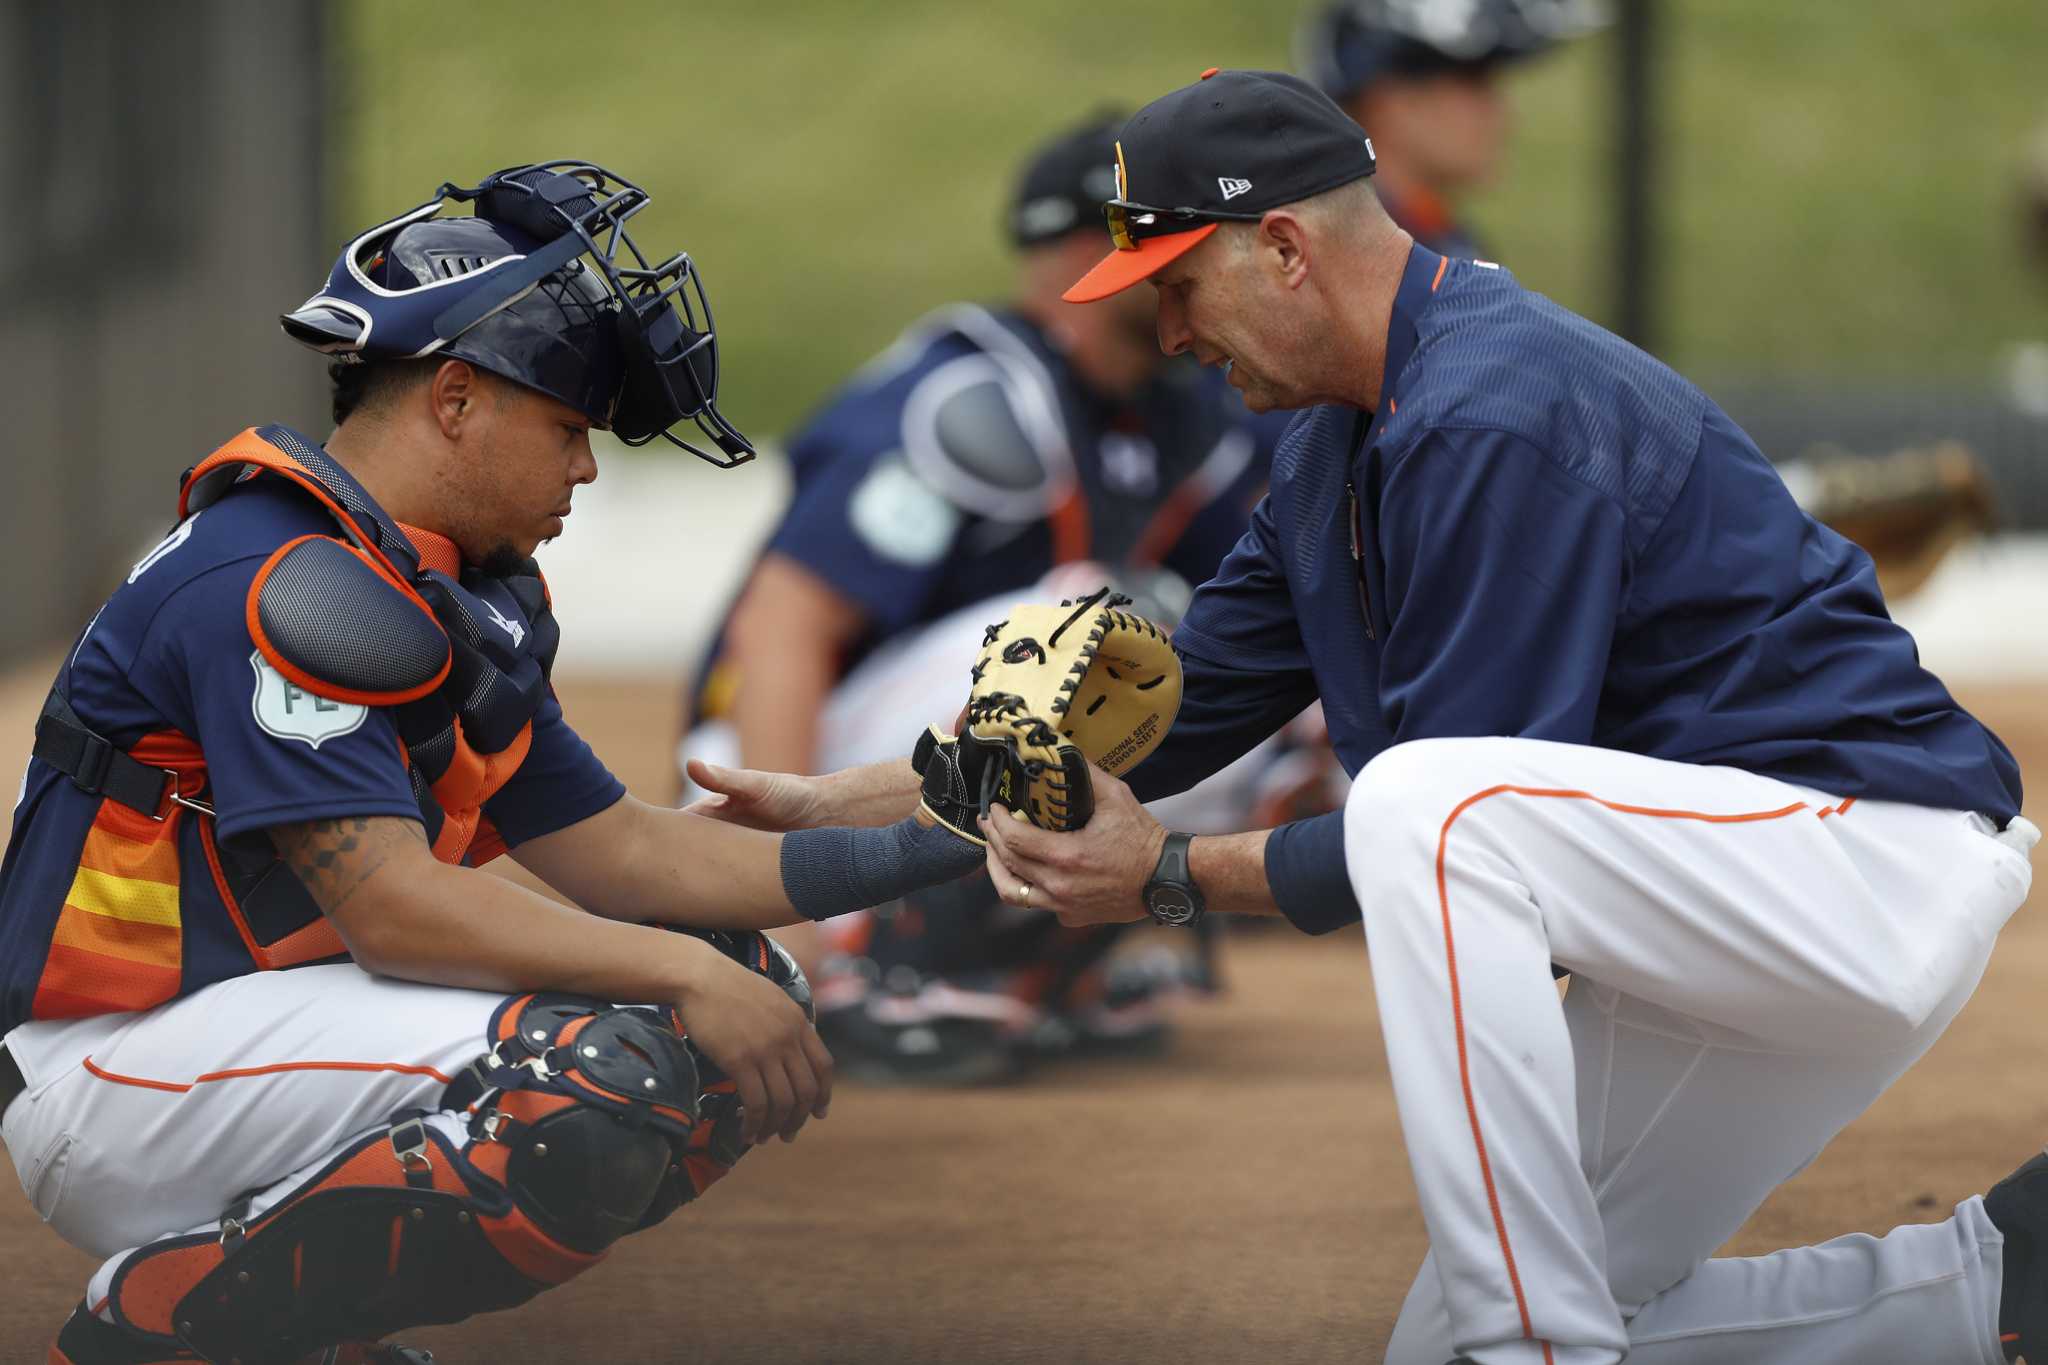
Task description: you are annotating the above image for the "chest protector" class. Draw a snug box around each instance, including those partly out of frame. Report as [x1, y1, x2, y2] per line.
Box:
[33, 425, 558, 984]
[894, 307, 1247, 570]
[183, 425, 561, 864]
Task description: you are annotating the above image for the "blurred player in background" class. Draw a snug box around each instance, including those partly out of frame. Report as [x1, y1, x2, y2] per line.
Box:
[678, 115, 1295, 1084]
[1294, 0, 1605, 260]
[2009, 111, 2048, 418]
[1296, 0, 2003, 596]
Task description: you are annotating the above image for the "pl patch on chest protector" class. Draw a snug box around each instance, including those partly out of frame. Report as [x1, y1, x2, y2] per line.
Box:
[247, 534, 451, 708]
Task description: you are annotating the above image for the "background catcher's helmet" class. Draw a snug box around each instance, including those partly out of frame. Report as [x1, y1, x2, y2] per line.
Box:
[282, 160, 754, 468]
[1296, 0, 1607, 105]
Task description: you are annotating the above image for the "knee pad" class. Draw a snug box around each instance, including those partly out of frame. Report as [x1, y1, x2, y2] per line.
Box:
[668, 928, 813, 1026]
[460, 994, 703, 1253]
[635, 929, 812, 1223]
[106, 996, 701, 1364]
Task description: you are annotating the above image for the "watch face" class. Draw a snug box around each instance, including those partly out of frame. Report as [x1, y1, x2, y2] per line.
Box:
[1147, 886, 1199, 926]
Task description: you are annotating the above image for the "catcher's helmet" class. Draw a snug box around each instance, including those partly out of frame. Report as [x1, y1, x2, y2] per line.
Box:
[1296, 0, 1607, 104]
[282, 161, 754, 468]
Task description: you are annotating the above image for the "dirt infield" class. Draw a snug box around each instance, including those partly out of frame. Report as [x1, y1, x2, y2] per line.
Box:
[0, 673, 2040, 1363]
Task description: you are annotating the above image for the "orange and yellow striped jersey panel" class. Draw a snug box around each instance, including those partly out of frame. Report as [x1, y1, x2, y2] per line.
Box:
[30, 796, 183, 1019]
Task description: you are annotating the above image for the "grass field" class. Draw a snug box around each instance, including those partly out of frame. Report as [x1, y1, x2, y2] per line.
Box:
[335, 1, 2048, 438]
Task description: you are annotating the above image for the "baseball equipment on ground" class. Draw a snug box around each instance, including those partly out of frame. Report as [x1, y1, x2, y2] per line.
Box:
[913, 587, 1181, 844]
[1790, 440, 1997, 600]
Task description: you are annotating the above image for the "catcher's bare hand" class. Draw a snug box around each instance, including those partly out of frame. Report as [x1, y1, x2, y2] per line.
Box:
[980, 765, 1163, 927]
[674, 946, 833, 1145]
[683, 759, 823, 833]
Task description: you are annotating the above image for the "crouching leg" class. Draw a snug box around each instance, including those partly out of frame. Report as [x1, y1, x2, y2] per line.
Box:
[101, 997, 699, 1364]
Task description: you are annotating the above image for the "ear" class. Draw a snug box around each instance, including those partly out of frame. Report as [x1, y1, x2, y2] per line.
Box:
[429, 359, 480, 440]
[1258, 210, 1313, 291]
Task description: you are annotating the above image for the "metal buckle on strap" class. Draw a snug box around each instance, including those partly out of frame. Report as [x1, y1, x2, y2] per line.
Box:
[464, 1037, 533, 1091]
[389, 1117, 434, 1178]
[216, 1195, 254, 1251]
[156, 767, 215, 822]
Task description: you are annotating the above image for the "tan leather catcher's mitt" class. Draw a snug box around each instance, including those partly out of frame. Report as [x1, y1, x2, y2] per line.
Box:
[912, 588, 1181, 844]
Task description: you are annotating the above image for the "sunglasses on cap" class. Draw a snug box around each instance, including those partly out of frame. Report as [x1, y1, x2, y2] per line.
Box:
[1104, 197, 1265, 251]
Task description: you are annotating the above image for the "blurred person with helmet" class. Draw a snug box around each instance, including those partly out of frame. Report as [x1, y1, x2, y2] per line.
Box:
[678, 114, 1295, 1086]
[1295, 0, 1604, 260]
[1300, 0, 2004, 597]
[0, 160, 1005, 1363]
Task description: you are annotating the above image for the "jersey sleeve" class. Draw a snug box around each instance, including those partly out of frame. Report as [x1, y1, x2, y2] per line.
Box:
[1131, 496, 1319, 801]
[1376, 429, 1629, 744]
[143, 558, 423, 841]
[763, 425, 966, 635]
[480, 690, 627, 847]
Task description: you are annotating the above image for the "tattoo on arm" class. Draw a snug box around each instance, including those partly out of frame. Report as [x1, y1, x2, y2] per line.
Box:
[269, 816, 427, 916]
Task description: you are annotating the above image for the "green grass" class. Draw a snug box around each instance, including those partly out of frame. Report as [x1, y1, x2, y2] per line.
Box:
[336, 0, 2048, 437]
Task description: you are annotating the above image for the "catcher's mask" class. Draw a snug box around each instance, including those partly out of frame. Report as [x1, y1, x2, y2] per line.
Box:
[281, 160, 754, 468]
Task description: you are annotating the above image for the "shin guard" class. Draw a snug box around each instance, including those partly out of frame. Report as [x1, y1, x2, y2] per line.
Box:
[107, 996, 701, 1363]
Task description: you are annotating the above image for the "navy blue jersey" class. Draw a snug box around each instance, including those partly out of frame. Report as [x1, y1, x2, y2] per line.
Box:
[1130, 246, 2020, 926]
[0, 457, 623, 1032]
[691, 306, 1285, 716]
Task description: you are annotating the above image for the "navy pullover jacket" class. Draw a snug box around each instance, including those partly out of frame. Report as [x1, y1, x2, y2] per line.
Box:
[1129, 245, 2021, 933]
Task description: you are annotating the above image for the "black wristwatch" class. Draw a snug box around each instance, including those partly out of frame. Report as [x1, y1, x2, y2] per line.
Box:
[1143, 831, 1205, 928]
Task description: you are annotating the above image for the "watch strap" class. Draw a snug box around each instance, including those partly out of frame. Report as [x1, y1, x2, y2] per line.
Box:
[1144, 831, 1204, 926]
[1152, 830, 1194, 889]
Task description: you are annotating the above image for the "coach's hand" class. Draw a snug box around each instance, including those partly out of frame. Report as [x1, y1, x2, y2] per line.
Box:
[684, 759, 823, 833]
[675, 946, 833, 1145]
[980, 766, 1160, 928]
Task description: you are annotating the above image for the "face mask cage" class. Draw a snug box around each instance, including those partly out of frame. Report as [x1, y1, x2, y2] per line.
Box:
[438, 160, 756, 469]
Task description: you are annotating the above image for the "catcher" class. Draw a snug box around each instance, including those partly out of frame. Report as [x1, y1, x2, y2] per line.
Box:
[0, 161, 1067, 1365]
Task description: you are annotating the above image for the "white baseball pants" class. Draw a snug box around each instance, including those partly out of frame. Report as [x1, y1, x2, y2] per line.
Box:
[1344, 736, 2036, 1365]
[2, 966, 503, 1308]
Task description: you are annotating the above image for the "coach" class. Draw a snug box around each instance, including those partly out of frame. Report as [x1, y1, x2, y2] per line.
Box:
[975, 69, 2037, 1365]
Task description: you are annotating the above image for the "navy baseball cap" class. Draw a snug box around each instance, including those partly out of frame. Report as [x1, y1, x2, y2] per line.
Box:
[1009, 113, 1127, 248]
[1063, 68, 1377, 303]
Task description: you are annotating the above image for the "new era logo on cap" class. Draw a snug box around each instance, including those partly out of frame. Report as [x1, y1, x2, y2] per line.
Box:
[1218, 176, 1252, 200]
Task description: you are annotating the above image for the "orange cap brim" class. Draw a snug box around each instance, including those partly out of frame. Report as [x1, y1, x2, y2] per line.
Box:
[1060, 224, 1219, 303]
